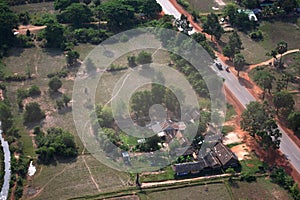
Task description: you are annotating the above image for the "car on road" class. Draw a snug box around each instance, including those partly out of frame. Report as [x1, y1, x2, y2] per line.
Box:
[215, 62, 223, 70]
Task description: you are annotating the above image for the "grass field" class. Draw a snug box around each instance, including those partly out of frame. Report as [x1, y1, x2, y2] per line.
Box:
[31, 155, 131, 200]
[139, 182, 231, 200]
[186, 0, 225, 13]
[230, 177, 292, 200]
[10, 2, 55, 14]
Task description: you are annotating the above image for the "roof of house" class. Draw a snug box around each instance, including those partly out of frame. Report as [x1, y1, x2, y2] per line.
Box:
[174, 162, 203, 174]
[198, 151, 221, 168]
[213, 143, 238, 166]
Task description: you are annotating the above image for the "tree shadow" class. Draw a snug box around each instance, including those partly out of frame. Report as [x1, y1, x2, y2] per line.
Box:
[238, 77, 253, 89]
[49, 90, 63, 99]
[43, 48, 64, 57]
[58, 106, 72, 115]
[7, 47, 24, 57]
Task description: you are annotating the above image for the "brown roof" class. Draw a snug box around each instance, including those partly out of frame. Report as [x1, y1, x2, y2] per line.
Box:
[213, 143, 238, 166]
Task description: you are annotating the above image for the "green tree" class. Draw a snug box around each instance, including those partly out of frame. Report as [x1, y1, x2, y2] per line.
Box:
[57, 3, 93, 27]
[24, 102, 45, 123]
[223, 31, 242, 60]
[136, 51, 152, 65]
[241, 101, 281, 149]
[62, 94, 71, 106]
[0, 101, 13, 132]
[44, 23, 65, 49]
[48, 76, 62, 92]
[151, 83, 166, 105]
[66, 50, 79, 67]
[288, 111, 300, 132]
[131, 91, 152, 117]
[95, 105, 114, 128]
[127, 55, 137, 67]
[28, 85, 41, 96]
[54, 0, 80, 11]
[273, 91, 294, 116]
[253, 70, 275, 99]
[0, 2, 18, 56]
[276, 41, 288, 68]
[242, 0, 259, 9]
[233, 53, 246, 76]
[19, 12, 30, 25]
[202, 13, 223, 41]
[223, 3, 238, 23]
[140, 0, 162, 19]
[99, 0, 135, 30]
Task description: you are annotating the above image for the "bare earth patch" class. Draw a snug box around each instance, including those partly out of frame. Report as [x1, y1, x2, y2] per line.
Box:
[16, 25, 47, 35]
[223, 132, 242, 145]
[231, 144, 250, 160]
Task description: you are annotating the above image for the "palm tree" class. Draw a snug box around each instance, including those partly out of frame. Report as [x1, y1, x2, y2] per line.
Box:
[276, 41, 288, 68]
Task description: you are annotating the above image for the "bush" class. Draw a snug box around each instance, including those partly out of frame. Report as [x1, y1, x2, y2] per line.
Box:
[107, 64, 127, 72]
[177, 0, 190, 9]
[136, 51, 152, 65]
[28, 85, 41, 96]
[250, 30, 263, 41]
[119, 34, 129, 42]
[5, 74, 26, 82]
[240, 172, 256, 182]
[24, 102, 45, 123]
[47, 68, 69, 78]
[48, 76, 62, 92]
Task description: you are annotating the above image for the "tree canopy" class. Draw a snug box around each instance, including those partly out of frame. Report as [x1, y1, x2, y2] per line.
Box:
[0, 2, 18, 56]
[273, 91, 294, 116]
[202, 13, 223, 41]
[24, 102, 45, 123]
[241, 101, 281, 149]
[233, 53, 246, 76]
[48, 76, 63, 92]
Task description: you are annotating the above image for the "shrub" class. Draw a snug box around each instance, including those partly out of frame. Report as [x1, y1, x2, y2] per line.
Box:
[28, 85, 41, 96]
[107, 64, 127, 72]
[250, 30, 263, 41]
[48, 76, 62, 92]
[136, 51, 152, 65]
[47, 68, 69, 78]
[240, 172, 257, 182]
[24, 102, 45, 123]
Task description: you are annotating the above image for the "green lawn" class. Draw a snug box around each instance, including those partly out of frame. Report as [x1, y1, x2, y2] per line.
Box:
[186, 0, 225, 13]
[31, 155, 131, 200]
[139, 182, 231, 200]
[230, 177, 292, 200]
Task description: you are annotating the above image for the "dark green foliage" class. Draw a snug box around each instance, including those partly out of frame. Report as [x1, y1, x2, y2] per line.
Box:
[47, 68, 69, 78]
[33, 126, 43, 135]
[48, 76, 62, 92]
[15, 35, 34, 48]
[72, 28, 108, 44]
[250, 30, 263, 41]
[28, 85, 41, 96]
[136, 51, 152, 65]
[288, 111, 300, 132]
[137, 135, 162, 152]
[0, 2, 18, 57]
[242, 0, 259, 9]
[54, 0, 80, 11]
[107, 64, 127, 72]
[233, 53, 246, 76]
[273, 91, 294, 116]
[36, 127, 77, 163]
[202, 13, 223, 40]
[66, 50, 79, 67]
[140, 0, 162, 18]
[4, 74, 27, 82]
[223, 31, 243, 60]
[176, 0, 190, 10]
[62, 94, 71, 106]
[24, 102, 45, 123]
[241, 101, 281, 149]
[95, 105, 114, 128]
[253, 68, 275, 99]
[57, 3, 93, 27]
[18, 12, 30, 25]
[0, 101, 13, 132]
[44, 23, 65, 49]
[240, 172, 257, 182]
[127, 55, 137, 68]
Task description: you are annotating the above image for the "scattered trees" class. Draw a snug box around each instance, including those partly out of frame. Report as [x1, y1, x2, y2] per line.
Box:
[241, 101, 281, 150]
[44, 23, 65, 49]
[223, 31, 243, 60]
[276, 41, 288, 67]
[273, 91, 294, 116]
[66, 50, 79, 67]
[202, 13, 223, 41]
[253, 69, 275, 99]
[36, 127, 78, 163]
[57, 3, 93, 27]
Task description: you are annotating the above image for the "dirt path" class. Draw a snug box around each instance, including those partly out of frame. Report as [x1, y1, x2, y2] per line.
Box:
[141, 173, 235, 188]
[16, 25, 46, 35]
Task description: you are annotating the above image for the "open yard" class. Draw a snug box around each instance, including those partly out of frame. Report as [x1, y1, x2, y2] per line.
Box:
[186, 0, 225, 13]
[139, 182, 231, 200]
[29, 155, 131, 200]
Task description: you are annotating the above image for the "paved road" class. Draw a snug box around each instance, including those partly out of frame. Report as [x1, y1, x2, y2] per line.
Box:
[0, 122, 11, 200]
[156, 0, 300, 174]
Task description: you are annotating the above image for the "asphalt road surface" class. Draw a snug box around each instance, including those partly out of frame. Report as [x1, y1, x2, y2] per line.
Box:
[156, 0, 300, 174]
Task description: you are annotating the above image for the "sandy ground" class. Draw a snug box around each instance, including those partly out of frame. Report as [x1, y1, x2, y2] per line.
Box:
[15, 25, 47, 35]
[223, 132, 242, 145]
[231, 144, 250, 160]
